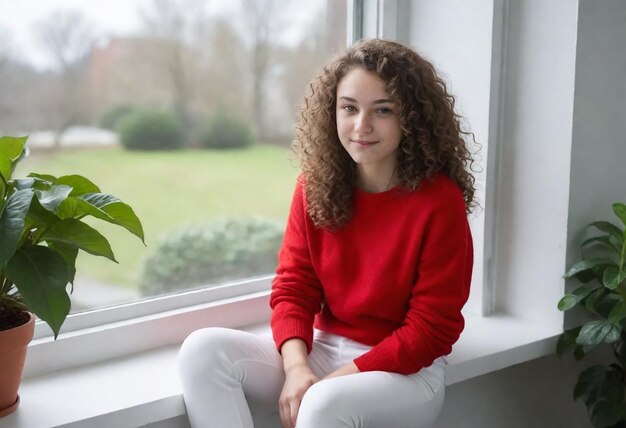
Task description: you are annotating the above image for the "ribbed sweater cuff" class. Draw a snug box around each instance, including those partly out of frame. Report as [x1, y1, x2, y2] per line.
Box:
[353, 350, 392, 373]
[272, 319, 314, 354]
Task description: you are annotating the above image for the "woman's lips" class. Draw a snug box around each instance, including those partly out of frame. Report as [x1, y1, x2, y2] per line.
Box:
[351, 140, 378, 146]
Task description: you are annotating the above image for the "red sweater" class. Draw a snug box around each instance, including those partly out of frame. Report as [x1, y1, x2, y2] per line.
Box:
[270, 173, 473, 374]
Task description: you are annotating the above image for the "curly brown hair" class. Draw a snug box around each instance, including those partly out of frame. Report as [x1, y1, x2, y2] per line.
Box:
[293, 38, 477, 229]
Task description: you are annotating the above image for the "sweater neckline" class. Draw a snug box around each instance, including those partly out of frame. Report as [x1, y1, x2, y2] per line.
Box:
[354, 184, 405, 205]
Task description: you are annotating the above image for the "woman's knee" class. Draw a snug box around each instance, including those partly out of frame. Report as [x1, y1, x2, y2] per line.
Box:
[178, 327, 242, 379]
[298, 381, 351, 427]
[297, 376, 446, 428]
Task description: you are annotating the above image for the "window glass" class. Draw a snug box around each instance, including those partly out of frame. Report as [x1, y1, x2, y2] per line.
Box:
[0, 0, 347, 312]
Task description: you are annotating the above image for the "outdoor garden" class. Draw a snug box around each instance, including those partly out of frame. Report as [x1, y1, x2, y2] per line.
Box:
[1, 0, 347, 310]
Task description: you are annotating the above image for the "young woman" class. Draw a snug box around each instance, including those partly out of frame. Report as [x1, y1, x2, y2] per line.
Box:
[179, 38, 476, 428]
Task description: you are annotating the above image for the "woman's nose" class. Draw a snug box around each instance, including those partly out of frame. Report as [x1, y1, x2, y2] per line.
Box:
[354, 112, 373, 134]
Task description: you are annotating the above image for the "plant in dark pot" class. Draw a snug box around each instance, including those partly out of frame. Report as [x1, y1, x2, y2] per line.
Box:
[0, 136, 144, 417]
[557, 202, 626, 428]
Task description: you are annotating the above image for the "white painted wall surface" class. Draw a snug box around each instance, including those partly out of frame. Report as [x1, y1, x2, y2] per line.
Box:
[566, 0, 626, 291]
[429, 0, 625, 426]
[493, 0, 578, 327]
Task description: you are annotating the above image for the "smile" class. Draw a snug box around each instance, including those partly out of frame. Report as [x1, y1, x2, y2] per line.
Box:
[351, 140, 378, 146]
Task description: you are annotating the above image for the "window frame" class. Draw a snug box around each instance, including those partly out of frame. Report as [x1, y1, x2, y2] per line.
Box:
[32, 275, 274, 340]
[25, 279, 273, 378]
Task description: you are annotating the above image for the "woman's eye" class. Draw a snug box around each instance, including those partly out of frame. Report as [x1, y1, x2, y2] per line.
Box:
[342, 105, 357, 112]
[376, 107, 392, 115]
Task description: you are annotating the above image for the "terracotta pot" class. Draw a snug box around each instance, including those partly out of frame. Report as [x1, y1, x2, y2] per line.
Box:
[0, 312, 35, 418]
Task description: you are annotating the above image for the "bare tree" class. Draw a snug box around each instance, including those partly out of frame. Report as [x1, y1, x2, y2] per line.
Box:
[240, 0, 283, 141]
[0, 27, 52, 134]
[252, 0, 346, 143]
[36, 10, 95, 149]
[0, 27, 13, 123]
[284, 0, 347, 108]
[197, 17, 250, 121]
[138, 0, 208, 134]
[38, 11, 94, 73]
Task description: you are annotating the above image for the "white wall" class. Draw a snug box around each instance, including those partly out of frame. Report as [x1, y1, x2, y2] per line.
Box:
[493, 0, 578, 326]
[432, 347, 606, 428]
[566, 0, 626, 303]
[431, 0, 625, 426]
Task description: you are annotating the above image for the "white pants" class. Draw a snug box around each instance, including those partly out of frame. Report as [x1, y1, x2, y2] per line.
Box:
[178, 327, 446, 428]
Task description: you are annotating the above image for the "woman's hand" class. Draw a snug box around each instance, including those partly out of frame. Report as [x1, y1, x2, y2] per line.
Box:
[321, 361, 360, 381]
[279, 338, 316, 428]
[279, 363, 319, 428]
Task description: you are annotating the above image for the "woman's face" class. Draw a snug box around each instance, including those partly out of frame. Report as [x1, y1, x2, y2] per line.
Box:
[335, 67, 402, 174]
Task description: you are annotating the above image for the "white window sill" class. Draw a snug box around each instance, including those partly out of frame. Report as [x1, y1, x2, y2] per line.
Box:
[0, 312, 561, 428]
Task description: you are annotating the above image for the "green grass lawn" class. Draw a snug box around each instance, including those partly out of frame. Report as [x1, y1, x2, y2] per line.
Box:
[17, 144, 300, 288]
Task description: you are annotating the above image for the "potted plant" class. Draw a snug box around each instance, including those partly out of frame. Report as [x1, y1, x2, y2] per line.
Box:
[0, 135, 144, 417]
[557, 202, 626, 428]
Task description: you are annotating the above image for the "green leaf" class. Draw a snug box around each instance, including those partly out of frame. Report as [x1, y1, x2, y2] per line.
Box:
[576, 268, 599, 283]
[556, 326, 582, 357]
[56, 196, 116, 222]
[582, 235, 621, 254]
[79, 194, 145, 243]
[56, 175, 100, 196]
[76, 198, 115, 222]
[0, 152, 11, 181]
[577, 320, 622, 346]
[574, 365, 606, 400]
[603, 267, 626, 290]
[591, 401, 626, 427]
[585, 287, 606, 313]
[605, 383, 626, 405]
[573, 345, 586, 361]
[13, 178, 35, 190]
[14, 177, 51, 192]
[55, 196, 79, 220]
[79, 192, 120, 208]
[25, 196, 59, 230]
[608, 301, 626, 325]
[28, 173, 57, 183]
[614, 203, 626, 228]
[28, 173, 101, 198]
[35, 185, 73, 212]
[42, 219, 117, 262]
[101, 202, 145, 243]
[0, 135, 28, 161]
[5, 246, 71, 339]
[0, 188, 34, 267]
[558, 285, 593, 311]
[564, 258, 615, 279]
[590, 221, 624, 244]
[596, 294, 623, 319]
[42, 196, 118, 229]
[47, 241, 78, 286]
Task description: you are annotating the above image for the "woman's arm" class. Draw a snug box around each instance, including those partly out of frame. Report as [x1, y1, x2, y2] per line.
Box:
[322, 362, 360, 380]
[279, 338, 319, 428]
[270, 180, 324, 354]
[272, 181, 325, 427]
[353, 188, 473, 375]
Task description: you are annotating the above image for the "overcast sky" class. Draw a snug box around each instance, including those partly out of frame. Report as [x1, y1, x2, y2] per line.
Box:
[0, 0, 324, 70]
[0, 0, 144, 68]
